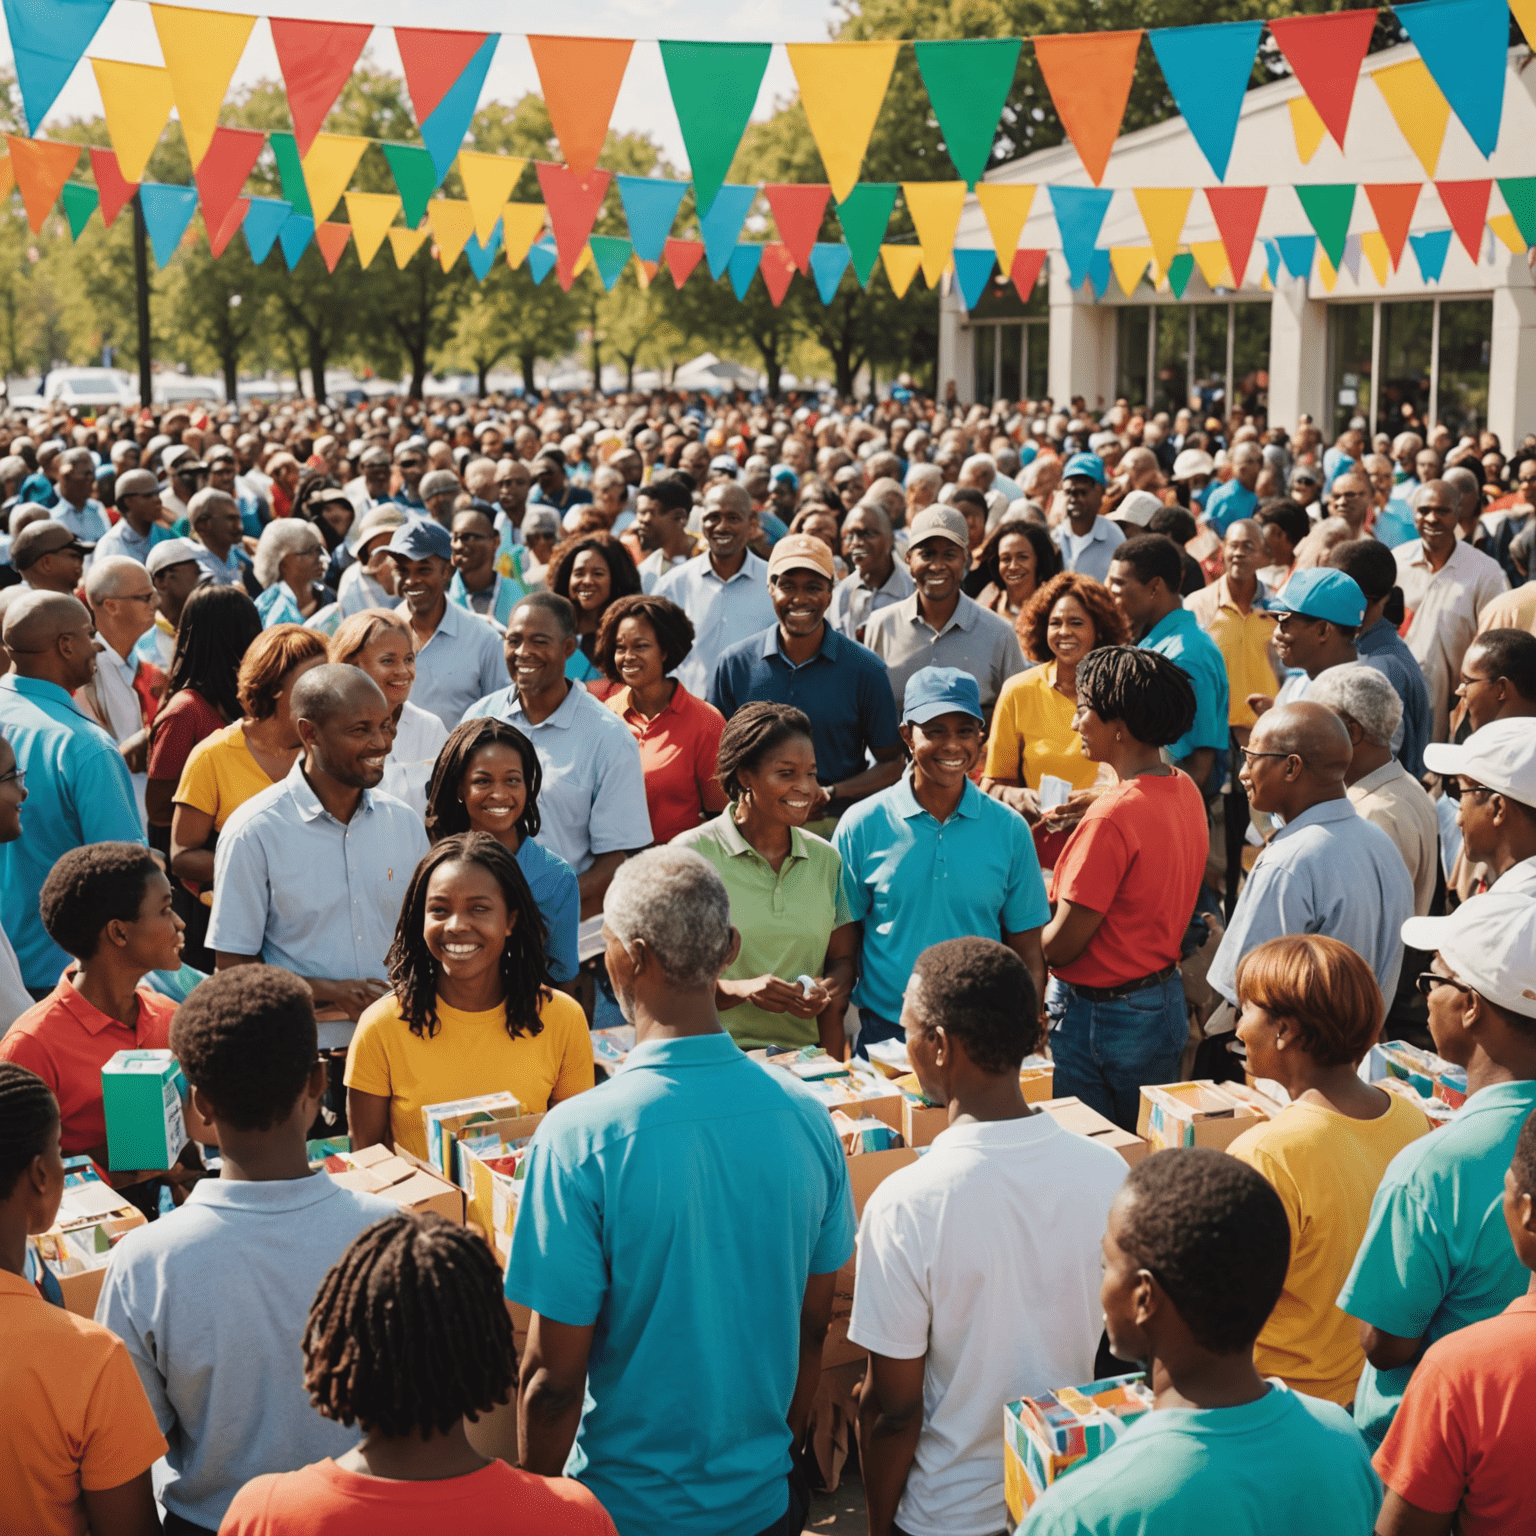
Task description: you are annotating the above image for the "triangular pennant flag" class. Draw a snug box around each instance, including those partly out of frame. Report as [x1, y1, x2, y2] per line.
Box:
[1498, 177, 1536, 245]
[1147, 22, 1263, 182]
[195, 126, 265, 236]
[1167, 251, 1196, 298]
[903, 182, 966, 286]
[88, 147, 135, 228]
[727, 243, 763, 300]
[526, 237, 557, 285]
[344, 191, 401, 269]
[6, 0, 112, 134]
[1363, 184, 1420, 270]
[809, 240, 853, 303]
[528, 36, 632, 182]
[7, 136, 81, 233]
[1360, 230, 1391, 284]
[1409, 228, 1453, 282]
[1317, 249, 1338, 293]
[950, 247, 995, 309]
[1047, 184, 1114, 289]
[838, 183, 898, 287]
[1341, 232, 1362, 283]
[1436, 179, 1493, 261]
[1133, 188, 1192, 273]
[589, 233, 633, 290]
[765, 184, 830, 275]
[302, 133, 367, 224]
[659, 41, 771, 216]
[268, 131, 312, 217]
[1086, 248, 1112, 300]
[149, 5, 256, 167]
[1109, 245, 1150, 297]
[785, 41, 899, 203]
[571, 242, 594, 282]
[91, 60, 175, 184]
[880, 245, 923, 298]
[382, 143, 437, 229]
[664, 237, 705, 288]
[60, 182, 98, 239]
[1488, 214, 1526, 254]
[315, 222, 351, 273]
[1190, 239, 1231, 288]
[1287, 96, 1328, 165]
[912, 38, 1022, 186]
[1395, 0, 1506, 158]
[1294, 184, 1355, 268]
[536, 162, 612, 288]
[388, 224, 431, 268]
[1276, 233, 1316, 281]
[1263, 237, 1282, 286]
[1371, 60, 1452, 180]
[395, 28, 491, 124]
[1033, 31, 1142, 186]
[760, 243, 796, 306]
[1267, 11, 1377, 149]
[206, 197, 248, 258]
[278, 213, 315, 271]
[242, 197, 291, 263]
[975, 185, 1036, 269]
[502, 203, 547, 269]
[464, 226, 502, 281]
[427, 199, 475, 271]
[632, 254, 656, 290]
[617, 176, 688, 262]
[1009, 248, 1046, 302]
[418, 35, 498, 182]
[270, 20, 372, 157]
[699, 182, 757, 279]
[458, 151, 525, 244]
[139, 181, 199, 266]
[1205, 186, 1266, 288]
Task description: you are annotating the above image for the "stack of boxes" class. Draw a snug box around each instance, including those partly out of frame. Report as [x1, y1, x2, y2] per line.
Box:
[321, 1144, 464, 1222]
[1136, 1080, 1272, 1152]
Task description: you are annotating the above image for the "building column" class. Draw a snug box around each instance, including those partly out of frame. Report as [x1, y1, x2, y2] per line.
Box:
[1266, 275, 1328, 431]
[1047, 257, 1114, 409]
[1487, 268, 1536, 451]
[936, 277, 971, 403]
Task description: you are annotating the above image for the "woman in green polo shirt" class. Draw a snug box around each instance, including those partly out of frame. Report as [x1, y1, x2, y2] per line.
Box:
[674, 702, 857, 1057]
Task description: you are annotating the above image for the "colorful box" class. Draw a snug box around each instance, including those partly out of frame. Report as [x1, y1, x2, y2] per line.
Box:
[1369, 1041, 1468, 1109]
[461, 1143, 533, 1260]
[1137, 1081, 1263, 1152]
[323, 1143, 464, 1222]
[797, 1072, 905, 1131]
[33, 1156, 148, 1315]
[829, 1110, 904, 1155]
[421, 1092, 522, 1179]
[101, 1049, 187, 1171]
[863, 1037, 912, 1078]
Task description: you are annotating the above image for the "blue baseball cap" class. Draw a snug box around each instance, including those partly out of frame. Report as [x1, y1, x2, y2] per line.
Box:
[770, 465, 799, 488]
[385, 518, 452, 562]
[1062, 452, 1106, 485]
[902, 666, 984, 725]
[1271, 567, 1366, 627]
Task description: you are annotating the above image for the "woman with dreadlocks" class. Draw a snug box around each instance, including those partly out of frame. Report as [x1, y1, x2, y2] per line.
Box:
[343, 833, 593, 1161]
[218, 1211, 618, 1534]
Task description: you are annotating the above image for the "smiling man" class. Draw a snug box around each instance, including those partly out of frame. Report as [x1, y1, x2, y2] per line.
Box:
[830, 503, 914, 643]
[1051, 452, 1126, 581]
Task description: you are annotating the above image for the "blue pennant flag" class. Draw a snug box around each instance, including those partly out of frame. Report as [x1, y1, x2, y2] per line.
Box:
[727, 243, 763, 299]
[1049, 186, 1114, 290]
[1395, 0, 1507, 159]
[1409, 229, 1453, 284]
[1276, 234, 1316, 281]
[951, 248, 995, 311]
[244, 197, 292, 264]
[809, 242, 852, 304]
[420, 35, 499, 182]
[1147, 21, 1263, 183]
[526, 237, 557, 286]
[279, 213, 315, 272]
[617, 176, 690, 263]
[138, 182, 199, 268]
[701, 184, 757, 279]
[464, 225, 503, 282]
[589, 235, 633, 291]
[1086, 248, 1111, 300]
[3, 0, 112, 134]
[1263, 237, 1282, 287]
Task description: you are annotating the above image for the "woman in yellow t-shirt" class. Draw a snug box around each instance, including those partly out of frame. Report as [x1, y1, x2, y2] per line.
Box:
[345, 832, 593, 1160]
[1228, 935, 1431, 1407]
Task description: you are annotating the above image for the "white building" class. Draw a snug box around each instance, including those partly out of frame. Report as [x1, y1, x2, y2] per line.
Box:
[936, 41, 1536, 445]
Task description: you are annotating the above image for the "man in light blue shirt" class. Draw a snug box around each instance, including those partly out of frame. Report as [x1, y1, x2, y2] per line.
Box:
[1201, 441, 1262, 535]
[511, 848, 855, 1536]
[1051, 452, 1126, 584]
[92, 468, 173, 566]
[49, 447, 111, 547]
[208, 666, 428, 1020]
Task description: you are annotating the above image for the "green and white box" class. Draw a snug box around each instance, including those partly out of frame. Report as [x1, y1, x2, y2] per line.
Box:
[102, 1050, 188, 1171]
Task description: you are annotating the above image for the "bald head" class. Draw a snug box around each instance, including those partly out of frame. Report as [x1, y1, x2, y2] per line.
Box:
[84, 555, 154, 605]
[289, 662, 387, 727]
[2, 590, 90, 654]
[1253, 701, 1353, 780]
[114, 467, 159, 499]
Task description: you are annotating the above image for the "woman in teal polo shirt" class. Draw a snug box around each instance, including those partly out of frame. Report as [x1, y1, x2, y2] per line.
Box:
[674, 702, 856, 1057]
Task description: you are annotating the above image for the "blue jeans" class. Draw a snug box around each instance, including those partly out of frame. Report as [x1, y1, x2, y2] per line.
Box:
[853, 1010, 902, 1059]
[1046, 972, 1187, 1132]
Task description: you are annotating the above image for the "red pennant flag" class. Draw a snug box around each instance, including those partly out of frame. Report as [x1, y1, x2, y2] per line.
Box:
[270, 20, 373, 156]
[761, 243, 796, 305]
[1205, 186, 1267, 288]
[1267, 11, 1377, 149]
[536, 162, 611, 289]
[1436, 179, 1492, 262]
[764, 184, 830, 275]
[664, 237, 705, 289]
[194, 126, 265, 239]
[89, 146, 136, 229]
[315, 222, 352, 273]
[1010, 248, 1047, 303]
[1363, 184, 1421, 270]
[395, 28, 491, 123]
[207, 197, 250, 257]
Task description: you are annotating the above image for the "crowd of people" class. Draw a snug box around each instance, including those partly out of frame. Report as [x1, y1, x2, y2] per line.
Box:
[0, 378, 1534, 1536]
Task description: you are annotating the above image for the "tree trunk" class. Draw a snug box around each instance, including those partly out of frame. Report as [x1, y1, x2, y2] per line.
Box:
[409, 347, 428, 400]
[620, 351, 637, 391]
[307, 331, 328, 403]
[221, 343, 239, 405]
[477, 362, 489, 398]
[518, 350, 538, 395]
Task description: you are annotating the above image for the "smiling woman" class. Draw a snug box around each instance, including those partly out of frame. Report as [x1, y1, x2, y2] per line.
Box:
[547, 531, 642, 701]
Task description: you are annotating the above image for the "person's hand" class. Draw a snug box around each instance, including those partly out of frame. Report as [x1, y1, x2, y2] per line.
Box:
[315, 977, 391, 1021]
[1039, 787, 1100, 834]
[1246, 693, 1274, 719]
[723, 974, 829, 1018]
[996, 784, 1042, 822]
[810, 782, 833, 812]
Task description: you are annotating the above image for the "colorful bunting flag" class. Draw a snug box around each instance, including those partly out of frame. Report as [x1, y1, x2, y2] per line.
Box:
[1371, 60, 1451, 180]
[659, 41, 771, 217]
[699, 182, 757, 279]
[912, 38, 1021, 186]
[90, 60, 175, 185]
[1109, 245, 1150, 297]
[1167, 251, 1196, 299]
[1287, 96, 1328, 165]
[617, 176, 688, 263]
[7, 136, 80, 232]
[1363, 184, 1420, 270]
[4, 0, 112, 133]
[207, 197, 249, 258]
[1488, 214, 1526, 254]
[267, 131, 311, 218]
[809, 241, 853, 303]
[389, 224, 432, 268]
[1032, 31, 1142, 187]
[315, 222, 351, 273]
[195, 126, 265, 237]
[727, 243, 762, 300]
[418, 35, 498, 182]
[383, 143, 437, 229]
[589, 234, 633, 290]
[1436, 179, 1493, 260]
[1275, 233, 1316, 281]
[975, 185, 1035, 269]
[535, 163, 610, 288]
[1360, 230, 1391, 284]
[270, 20, 372, 157]
[837, 183, 898, 287]
[903, 181, 966, 286]
[1409, 228, 1453, 283]
[464, 226, 502, 281]
[395, 28, 490, 124]
[60, 182, 97, 240]
[1267, 11, 1376, 149]
[1047, 184, 1114, 289]
[243, 197, 291, 263]
[502, 204, 548, 269]
[278, 212, 314, 271]
[1133, 188, 1192, 274]
[1394, 0, 1506, 159]
[344, 191, 402, 269]
[300, 133, 367, 224]
[1294, 184, 1354, 268]
[1009, 248, 1046, 302]
[1499, 177, 1536, 245]
[1263, 237, 1282, 286]
[149, 5, 256, 167]
[88, 147, 136, 229]
[527, 36, 632, 182]
[785, 41, 899, 202]
[880, 245, 923, 299]
[458, 151, 525, 244]
[1190, 240, 1230, 289]
[1340, 231, 1362, 282]
[427, 198, 475, 271]
[1205, 185, 1266, 288]
[633, 255, 657, 290]
[1317, 249, 1338, 293]
[526, 237, 557, 284]
[950, 247, 995, 309]
[664, 237, 705, 288]
[765, 184, 830, 275]
[760, 243, 795, 306]
[1086, 248, 1111, 300]
[1147, 21, 1262, 183]
[139, 181, 199, 266]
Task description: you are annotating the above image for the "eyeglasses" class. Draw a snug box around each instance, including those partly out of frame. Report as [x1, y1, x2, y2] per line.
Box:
[398, 459, 423, 470]
[1239, 748, 1296, 767]
[0, 767, 24, 791]
[115, 592, 158, 605]
[1415, 972, 1473, 998]
[1442, 779, 1496, 802]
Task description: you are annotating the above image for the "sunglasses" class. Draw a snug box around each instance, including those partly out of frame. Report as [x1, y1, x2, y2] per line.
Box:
[1414, 972, 1472, 998]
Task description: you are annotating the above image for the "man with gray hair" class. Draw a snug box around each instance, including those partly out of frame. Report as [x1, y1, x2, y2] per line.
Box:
[187, 486, 251, 587]
[510, 845, 856, 1536]
[51, 445, 111, 546]
[905, 462, 943, 521]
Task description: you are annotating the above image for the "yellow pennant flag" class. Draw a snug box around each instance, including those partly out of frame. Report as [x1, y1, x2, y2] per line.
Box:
[573, 245, 594, 279]
[389, 225, 431, 269]
[1488, 213, 1527, 255]
[344, 191, 401, 270]
[91, 60, 175, 183]
[975, 184, 1035, 268]
[458, 151, 525, 245]
[1110, 245, 1151, 297]
[427, 199, 476, 272]
[1190, 239, 1231, 289]
[902, 181, 966, 287]
[1317, 250, 1338, 293]
[302, 134, 368, 223]
[1287, 96, 1327, 166]
[1133, 188, 1192, 274]
[1359, 230, 1392, 284]
[633, 253, 653, 290]
[502, 203, 547, 269]
[787, 41, 900, 203]
[880, 244, 923, 299]
[1372, 60, 1451, 179]
[149, 5, 256, 167]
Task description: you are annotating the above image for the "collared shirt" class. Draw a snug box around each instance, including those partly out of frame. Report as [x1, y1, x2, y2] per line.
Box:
[708, 624, 900, 787]
[379, 698, 447, 821]
[255, 582, 338, 633]
[835, 773, 1050, 1022]
[1472, 577, 1536, 635]
[606, 682, 727, 845]
[1348, 759, 1441, 917]
[506, 1031, 856, 1536]
[863, 591, 1026, 717]
[51, 497, 111, 545]
[1184, 576, 1278, 728]
[829, 560, 916, 642]
[516, 835, 581, 982]
[1138, 607, 1231, 762]
[1051, 514, 1126, 583]
[93, 519, 172, 566]
[398, 596, 508, 731]
[1208, 797, 1415, 1007]
[207, 759, 429, 979]
[335, 561, 391, 617]
[1355, 620, 1433, 779]
[449, 568, 527, 627]
[78, 640, 154, 822]
[1491, 855, 1536, 896]
[191, 542, 249, 588]
[636, 544, 695, 594]
[0, 675, 144, 986]
[1201, 478, 1258, 535]
[462, 681, 652, 873]
[654, 549, 776, 696]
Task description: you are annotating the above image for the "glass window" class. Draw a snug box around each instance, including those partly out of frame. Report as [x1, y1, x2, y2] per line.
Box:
[1193, 305, 1229, 417]
[1326, 305, 1374, 439]
[1154, 308, 1188, 415]
[1377, 301, 1433, 437]
[1116, 306, 1150, 406]
[1232, 302, 1271, 414]
[1000, 324, 1023, 401]
[1024, 323, 1048, 401]
[973, 325, 996, 406]
[1436, 299, 1492, 440]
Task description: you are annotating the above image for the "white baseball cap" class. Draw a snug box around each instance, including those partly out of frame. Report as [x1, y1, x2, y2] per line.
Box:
[1402, 890, 1536, 1021]
[1114, 490, 1164, 528]
[1423, 718, 1536, 809]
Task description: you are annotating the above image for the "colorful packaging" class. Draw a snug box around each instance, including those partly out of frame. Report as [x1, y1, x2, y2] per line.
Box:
[323, 1143, 464, 1222]
[1019, 1054, 1055, 1103]
[591, 1025, 636, 1071]
[1136, 1081, 1263, 1152]
[1369, 1041, 1468, 1109]
[829, 1111, 904, 1155]
[101, 1049, 187, 1171]
[33, 1156, 148, 1315]
[421, 1092, 522, 1179]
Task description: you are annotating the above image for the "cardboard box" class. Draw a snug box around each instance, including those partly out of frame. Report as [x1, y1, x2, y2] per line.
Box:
[324, 1143, 464, 1222]
[34, 1156, 148, 1315]
[1221, 1082, 1289, 1120]
[829, 1111, 904, 1155]
[454, 1113, 545, 1236]
[1369, 1041, 1468, 1109]
[421, 1092, 522, 1179]
[1019, 1056, 1055, 1104]
[845, 1146, 919, 1219]
[101, 1050, 187, 1172]
[798, 1073, 905, 1132]
[1137, 1081, 1263, 1152]
[901, 1091, 950, 1148]
[461, 1143, 531, 1261]
[863, 1037, 911, 1078]
[1037, 1096, 1150, 1166]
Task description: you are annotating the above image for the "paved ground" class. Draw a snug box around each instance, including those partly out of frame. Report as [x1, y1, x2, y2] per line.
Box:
[803, 1469, 868, 1533]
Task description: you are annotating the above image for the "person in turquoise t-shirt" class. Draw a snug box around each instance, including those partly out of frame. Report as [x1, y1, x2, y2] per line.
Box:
[1338, 890, 1536, 1449]
[1024, 1149, 1380, 1536]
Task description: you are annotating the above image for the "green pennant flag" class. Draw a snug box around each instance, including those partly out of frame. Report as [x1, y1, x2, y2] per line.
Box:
[382, 143, 438, 231]
[913, 37, 1021, 186]
[659, 40, 771, 217]
[1167, 251, 1195, 299]
[1294, 184, 1355, 269]
[837, 183, 898, 287]
[1498, 177, 1536, 245]
[268, 130, 313, 219]
[60, 182, 99, 239]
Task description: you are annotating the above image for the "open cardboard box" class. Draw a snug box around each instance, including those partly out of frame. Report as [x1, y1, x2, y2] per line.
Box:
[1037, 1096, 1149, 1165]
[824, 1144, 920, 1369]
[1137, 1080, 1264, 1152]
[35, 1156, 149, 1316]
[421, 1092, 523, 1180]
[324, 1143, 464, 1222]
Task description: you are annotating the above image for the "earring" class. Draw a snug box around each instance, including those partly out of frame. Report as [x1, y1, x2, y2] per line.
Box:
[1116, 731, 1123, 742]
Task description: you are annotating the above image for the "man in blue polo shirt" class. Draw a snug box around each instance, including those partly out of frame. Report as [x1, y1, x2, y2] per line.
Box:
[835, 667, 1049, 1053]
[1051, 452, 1125, 584]
[1201, 441, 1262, 535]
[709, 533, 901, 820]
[1108, 533, 1229, 792]
[511, 847, 855, 1536]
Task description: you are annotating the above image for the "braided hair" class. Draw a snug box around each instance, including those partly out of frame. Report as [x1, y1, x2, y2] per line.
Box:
[716, 700, 814, 801]
[386, 833, 551, 1042]
[0, 1063, 59, 1199]
[1075, 646, 1197, 750]
[302, 1211, 515, 1437]
[424, 719, 542, 845]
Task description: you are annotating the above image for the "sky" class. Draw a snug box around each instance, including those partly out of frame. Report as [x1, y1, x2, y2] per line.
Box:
[0, 0, 847, 170]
